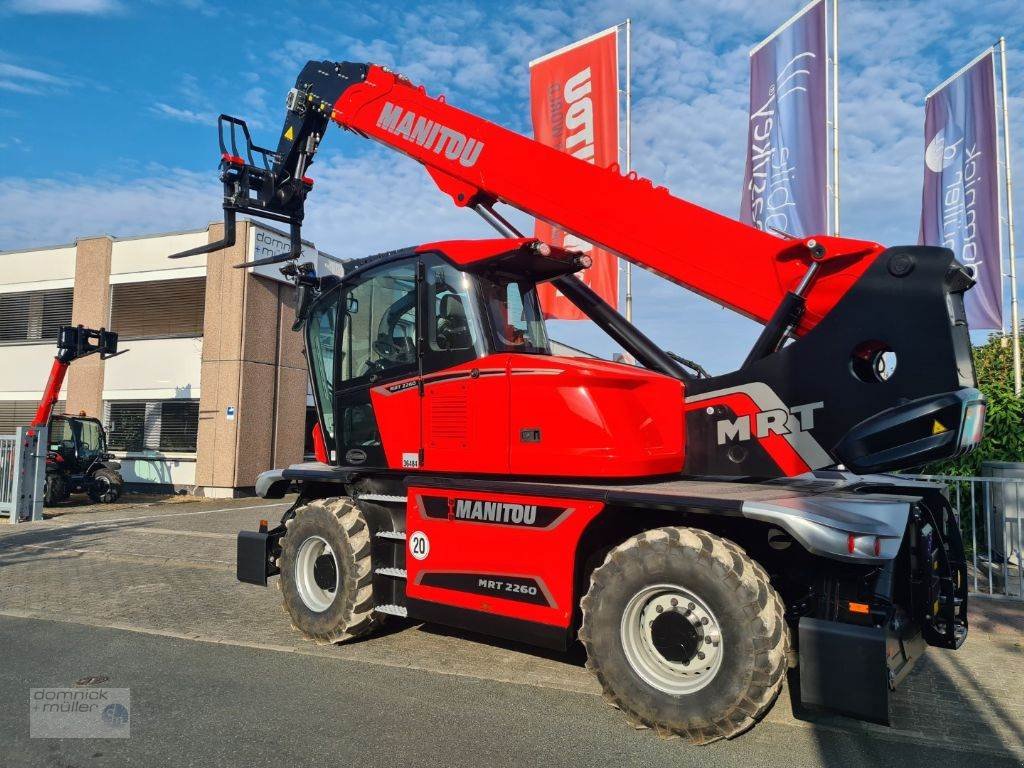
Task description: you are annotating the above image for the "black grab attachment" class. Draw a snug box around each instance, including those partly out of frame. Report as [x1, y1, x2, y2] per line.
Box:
[55, 325, 124, 364]
[168, 60, 369, 265]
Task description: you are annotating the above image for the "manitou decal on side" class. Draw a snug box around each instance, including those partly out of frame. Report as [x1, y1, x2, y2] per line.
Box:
[416, 494, 573, 530]
[376, 102, 484, 167]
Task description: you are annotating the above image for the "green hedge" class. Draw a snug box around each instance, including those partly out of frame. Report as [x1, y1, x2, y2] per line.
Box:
[925, 331, 1024, 476]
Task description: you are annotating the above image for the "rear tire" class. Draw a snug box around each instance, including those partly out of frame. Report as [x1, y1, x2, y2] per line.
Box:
[88, 468, 123, 503]
[278, 497, 381, 643]
[579, 526, 788, 745]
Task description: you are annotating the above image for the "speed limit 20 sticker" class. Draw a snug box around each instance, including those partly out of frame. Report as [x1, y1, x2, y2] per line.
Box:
[408, 531, 430, 560]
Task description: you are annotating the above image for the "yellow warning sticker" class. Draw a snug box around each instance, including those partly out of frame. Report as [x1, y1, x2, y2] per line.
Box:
[932, 420, 948, 435]
[283, 126, 294, 142]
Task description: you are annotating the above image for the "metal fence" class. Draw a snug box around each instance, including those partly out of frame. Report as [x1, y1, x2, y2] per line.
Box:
[0, 427, 46, 524]
[907, 470, 1024, 600]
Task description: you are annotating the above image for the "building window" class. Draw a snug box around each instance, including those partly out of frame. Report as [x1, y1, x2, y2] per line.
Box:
[104, 399, 200, 453]
[109, 277, 205, 338]
[0, 400, 64, 434]
[0, 288, 73, 343]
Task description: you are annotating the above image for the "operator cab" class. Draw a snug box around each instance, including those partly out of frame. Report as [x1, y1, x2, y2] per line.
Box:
[305, 238, 685, 477]
[49, 415, 107, 467]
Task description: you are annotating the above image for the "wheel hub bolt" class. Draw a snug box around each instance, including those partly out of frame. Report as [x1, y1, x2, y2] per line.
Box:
[701, 617, 709, 625]
[656, 605, 664, 613]
[697, 652, 706, 661]
[705, 636, 712, 644]
[688, 602, 695, 610]
[670, 598, 678, 607]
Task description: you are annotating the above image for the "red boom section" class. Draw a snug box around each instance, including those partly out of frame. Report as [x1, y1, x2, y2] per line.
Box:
[329, 65, 884, 333]
[31, 359, 68, 429]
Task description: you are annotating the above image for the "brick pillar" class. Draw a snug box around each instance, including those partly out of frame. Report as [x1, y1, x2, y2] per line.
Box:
[194, 222, 309, 496]
[66, 236, 112, 418]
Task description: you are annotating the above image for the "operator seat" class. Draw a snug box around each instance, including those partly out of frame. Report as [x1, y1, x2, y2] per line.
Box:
[438, 293, 472, 350]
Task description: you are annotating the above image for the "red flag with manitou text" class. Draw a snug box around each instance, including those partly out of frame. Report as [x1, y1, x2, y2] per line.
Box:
[530, 27, 620, 320]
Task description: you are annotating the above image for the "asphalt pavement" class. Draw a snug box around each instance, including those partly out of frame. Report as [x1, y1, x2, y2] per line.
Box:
[0, 493, 1021, 767]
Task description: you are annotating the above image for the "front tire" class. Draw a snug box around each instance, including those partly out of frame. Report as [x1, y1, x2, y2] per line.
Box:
[579, 527, 788, 745]
[88, 468, 123, 503]
[44, 473, 69, 507]
[278, 497, 381, 643]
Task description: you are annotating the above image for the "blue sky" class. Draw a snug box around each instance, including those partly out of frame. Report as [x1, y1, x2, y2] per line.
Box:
[1, 0, 1022, 373]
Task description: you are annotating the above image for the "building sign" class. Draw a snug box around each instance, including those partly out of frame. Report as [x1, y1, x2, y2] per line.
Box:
[247, 224, 344, 283]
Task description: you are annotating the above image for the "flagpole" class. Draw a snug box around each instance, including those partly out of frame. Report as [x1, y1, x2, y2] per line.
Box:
[831, 0, 840, 236]
[624, 17, 633, 325]
[999, 36, 1021, 395]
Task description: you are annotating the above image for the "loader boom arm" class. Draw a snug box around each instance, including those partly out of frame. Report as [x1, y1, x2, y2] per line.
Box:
[255, 61, 884, 333]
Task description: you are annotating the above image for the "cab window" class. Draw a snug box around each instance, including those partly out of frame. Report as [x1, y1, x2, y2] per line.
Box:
[75, 419, 104, 459]
[481, 279, 550, 354]
[339, 262, 417, 383]
[422, 259, 485, 373]
[306, 289, 340, 442]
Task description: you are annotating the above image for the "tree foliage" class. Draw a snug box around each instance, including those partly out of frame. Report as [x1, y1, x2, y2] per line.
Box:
[926, 331, 1024, 476]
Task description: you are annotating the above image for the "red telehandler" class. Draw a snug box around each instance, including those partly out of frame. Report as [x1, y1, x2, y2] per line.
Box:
[32, 325, 126, 506]
[173, 60, 984, 743]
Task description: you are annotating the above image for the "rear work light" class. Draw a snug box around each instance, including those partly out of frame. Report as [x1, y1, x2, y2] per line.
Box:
[959, 400, 986, 450]
[847, 534, 886, 558]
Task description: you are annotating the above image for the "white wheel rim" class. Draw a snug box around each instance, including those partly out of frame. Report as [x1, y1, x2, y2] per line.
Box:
[620, 583, 724, 695]
[295, 535, 339, 613]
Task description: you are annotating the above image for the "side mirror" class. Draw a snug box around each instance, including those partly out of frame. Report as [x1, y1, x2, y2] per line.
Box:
[346, 295, 359, 313]
[292, 284, 312, 332]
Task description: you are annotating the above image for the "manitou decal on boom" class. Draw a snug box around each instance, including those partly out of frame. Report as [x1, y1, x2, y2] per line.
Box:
[376, 101, 485, 167]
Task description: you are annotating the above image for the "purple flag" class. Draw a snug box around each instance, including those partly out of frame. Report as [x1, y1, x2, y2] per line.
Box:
[741, 0, 827, 237]
[919, 52, 1002, 329]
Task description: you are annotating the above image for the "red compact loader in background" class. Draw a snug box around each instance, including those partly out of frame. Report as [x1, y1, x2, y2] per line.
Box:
[32, 325, 126, 506]
[174, 60, 984, 744]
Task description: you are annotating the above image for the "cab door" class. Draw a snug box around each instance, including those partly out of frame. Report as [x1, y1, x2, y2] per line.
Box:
[331, 259, 420, 468]
[418, 255, 510, 474]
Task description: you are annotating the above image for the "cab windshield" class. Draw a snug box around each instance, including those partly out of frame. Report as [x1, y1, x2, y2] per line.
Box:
[479, 279, 550, 355]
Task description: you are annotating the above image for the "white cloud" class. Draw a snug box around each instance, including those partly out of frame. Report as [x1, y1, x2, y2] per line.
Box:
[0, 61, 68, 94]
[150, 102, 215, 124]
[4, 0, 121, 14]
[0, 169, 217, 248]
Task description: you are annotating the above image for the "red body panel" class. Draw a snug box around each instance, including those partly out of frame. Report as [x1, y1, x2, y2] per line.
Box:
[405, 487, 604, 627]
[311, 421, 329, 464]
[331, 65, 885, 334]
[370, 380, 422, 470]
[371, 355, 684, 478]
[508, 355, 684, 477]
[414, 238, 535, 266]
